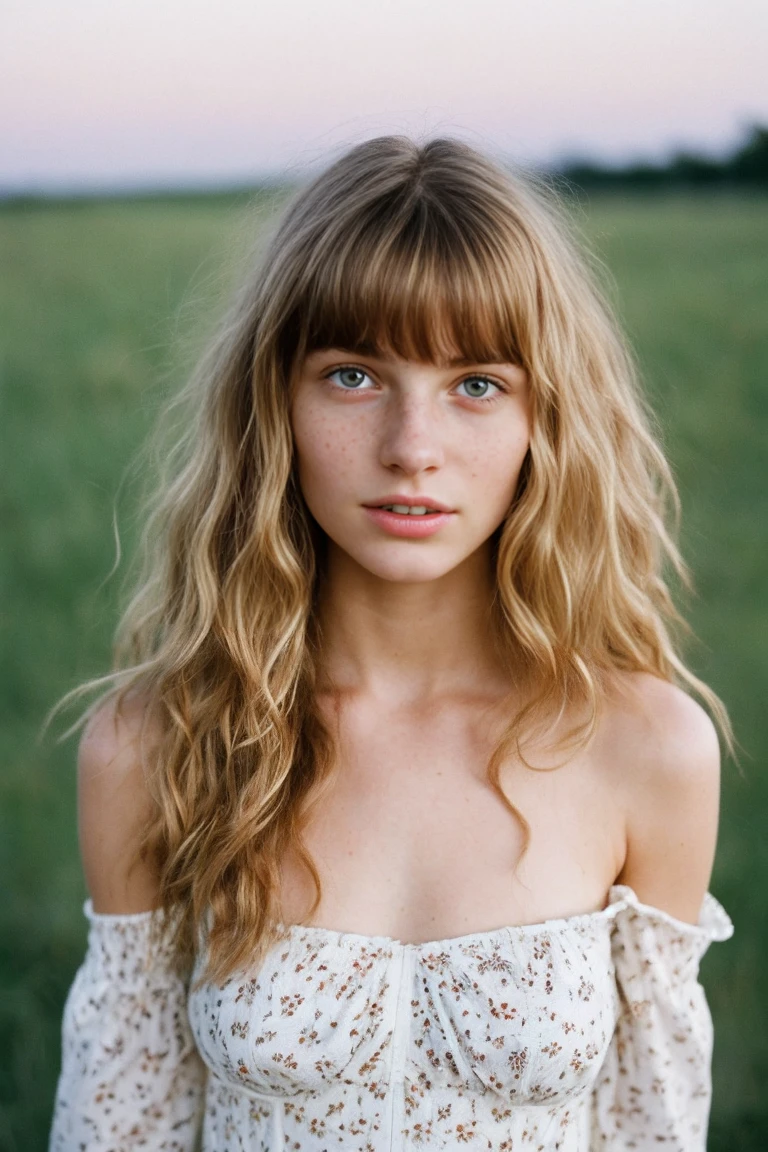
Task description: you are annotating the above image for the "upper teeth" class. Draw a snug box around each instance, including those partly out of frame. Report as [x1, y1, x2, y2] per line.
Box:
[382, 504, 436, 515]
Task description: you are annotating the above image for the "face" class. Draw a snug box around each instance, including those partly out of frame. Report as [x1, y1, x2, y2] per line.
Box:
[289, 346, 531, 584]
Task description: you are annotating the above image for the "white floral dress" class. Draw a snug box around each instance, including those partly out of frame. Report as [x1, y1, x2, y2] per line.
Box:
[49, 883, 733, 1151]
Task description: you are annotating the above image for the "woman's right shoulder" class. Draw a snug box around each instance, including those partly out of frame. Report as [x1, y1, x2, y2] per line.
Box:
[77, 688, 166, 914]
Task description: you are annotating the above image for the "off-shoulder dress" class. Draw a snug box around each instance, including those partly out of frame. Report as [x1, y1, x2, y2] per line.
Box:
[48, 882, 733, 1151]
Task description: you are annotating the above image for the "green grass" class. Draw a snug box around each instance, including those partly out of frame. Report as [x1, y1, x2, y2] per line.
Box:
[1, 190, 767, 1150]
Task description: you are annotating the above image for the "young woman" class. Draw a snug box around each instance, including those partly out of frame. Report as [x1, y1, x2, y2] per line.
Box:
[49, 135, 734, 1151]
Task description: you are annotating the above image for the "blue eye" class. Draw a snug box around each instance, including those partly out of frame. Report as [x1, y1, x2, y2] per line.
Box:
[324, 365, 503, 403]
[327, 366, 372, 390]
[457, 376, 500, 402]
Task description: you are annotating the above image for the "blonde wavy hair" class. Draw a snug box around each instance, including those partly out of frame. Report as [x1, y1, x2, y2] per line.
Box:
[50, 135, 732, 985]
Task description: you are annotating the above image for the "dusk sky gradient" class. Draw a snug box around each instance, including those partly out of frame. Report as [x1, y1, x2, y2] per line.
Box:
[3, 0, 767, 190]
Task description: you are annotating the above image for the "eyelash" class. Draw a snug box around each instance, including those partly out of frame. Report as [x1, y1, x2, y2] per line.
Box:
[323, 365, 506, 405]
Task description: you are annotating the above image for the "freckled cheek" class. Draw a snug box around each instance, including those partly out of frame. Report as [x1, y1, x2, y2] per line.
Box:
[465, 431, 528, 492]
[293, 411, 371, 509]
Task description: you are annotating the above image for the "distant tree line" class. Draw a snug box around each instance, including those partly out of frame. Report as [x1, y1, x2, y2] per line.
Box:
[558, 123, 768, 190]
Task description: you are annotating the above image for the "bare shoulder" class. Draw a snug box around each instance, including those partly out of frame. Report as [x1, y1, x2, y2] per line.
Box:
[78, 688, 165, 913]
[596, 672, 721, 923]
[600, 670, 720, 779]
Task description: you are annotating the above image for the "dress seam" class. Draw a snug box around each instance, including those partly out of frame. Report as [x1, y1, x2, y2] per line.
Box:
[387, 945, 414, 1151]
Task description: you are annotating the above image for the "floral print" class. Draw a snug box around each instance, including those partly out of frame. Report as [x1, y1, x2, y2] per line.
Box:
[49, 883, 733, 1150]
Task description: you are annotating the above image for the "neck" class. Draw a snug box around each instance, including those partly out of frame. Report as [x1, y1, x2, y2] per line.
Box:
[314, 541, 510, 705]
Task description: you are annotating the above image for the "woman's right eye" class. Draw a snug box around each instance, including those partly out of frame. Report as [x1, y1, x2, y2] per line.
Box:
[326, 366, 373, 391]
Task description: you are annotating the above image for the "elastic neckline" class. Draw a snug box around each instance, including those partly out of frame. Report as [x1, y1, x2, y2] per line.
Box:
[83, 898, 160, 924]
[276, 898, 621, 952]
[81, 883, 734, 950]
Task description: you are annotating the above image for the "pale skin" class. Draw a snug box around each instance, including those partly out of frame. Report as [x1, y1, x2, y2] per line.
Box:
[79, 346, 722, 941]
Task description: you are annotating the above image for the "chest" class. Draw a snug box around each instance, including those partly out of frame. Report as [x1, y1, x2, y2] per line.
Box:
[278, 699, 625, 940]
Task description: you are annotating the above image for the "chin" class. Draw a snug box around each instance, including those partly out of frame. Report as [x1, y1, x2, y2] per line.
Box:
[350, 547, 464, 585]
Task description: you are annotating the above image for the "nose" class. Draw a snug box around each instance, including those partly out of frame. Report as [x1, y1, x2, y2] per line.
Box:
[378, 393, 445, 475]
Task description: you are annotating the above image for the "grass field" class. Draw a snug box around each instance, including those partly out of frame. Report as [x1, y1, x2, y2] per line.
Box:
[1, 189, 767, 1150]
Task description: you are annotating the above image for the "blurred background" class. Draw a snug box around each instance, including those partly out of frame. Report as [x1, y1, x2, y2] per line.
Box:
[2, 0, 767, 1148]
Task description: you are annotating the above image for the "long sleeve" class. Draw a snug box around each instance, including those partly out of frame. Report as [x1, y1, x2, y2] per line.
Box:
[49, 900, 207, 1152]
[589, 883, 734, 1151]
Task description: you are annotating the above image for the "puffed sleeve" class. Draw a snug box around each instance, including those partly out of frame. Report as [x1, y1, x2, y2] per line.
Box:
[589, 882, 734, 1151]
[49, 900, 206, 1152]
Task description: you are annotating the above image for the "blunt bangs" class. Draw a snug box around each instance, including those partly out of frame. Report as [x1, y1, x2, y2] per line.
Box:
[280, 189, 529, 375]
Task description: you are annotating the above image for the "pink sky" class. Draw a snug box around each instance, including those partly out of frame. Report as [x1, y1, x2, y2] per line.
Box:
[2, 0, 767, 190]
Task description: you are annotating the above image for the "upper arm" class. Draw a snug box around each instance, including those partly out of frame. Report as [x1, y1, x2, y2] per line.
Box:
[77, 690, 165, 914]
[611, 675, 722, 924]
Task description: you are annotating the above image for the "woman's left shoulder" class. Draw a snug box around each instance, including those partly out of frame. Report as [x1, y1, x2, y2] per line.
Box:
[599, 670, 720, 781]
[597, 672, 722, 923]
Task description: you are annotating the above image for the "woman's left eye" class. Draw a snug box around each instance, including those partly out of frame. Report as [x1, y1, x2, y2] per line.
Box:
[456, 376, 501, 402]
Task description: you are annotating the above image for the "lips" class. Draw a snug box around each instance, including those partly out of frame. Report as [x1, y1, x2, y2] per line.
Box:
[363, 495, 454, 513]
[362, 505, 454, 538]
